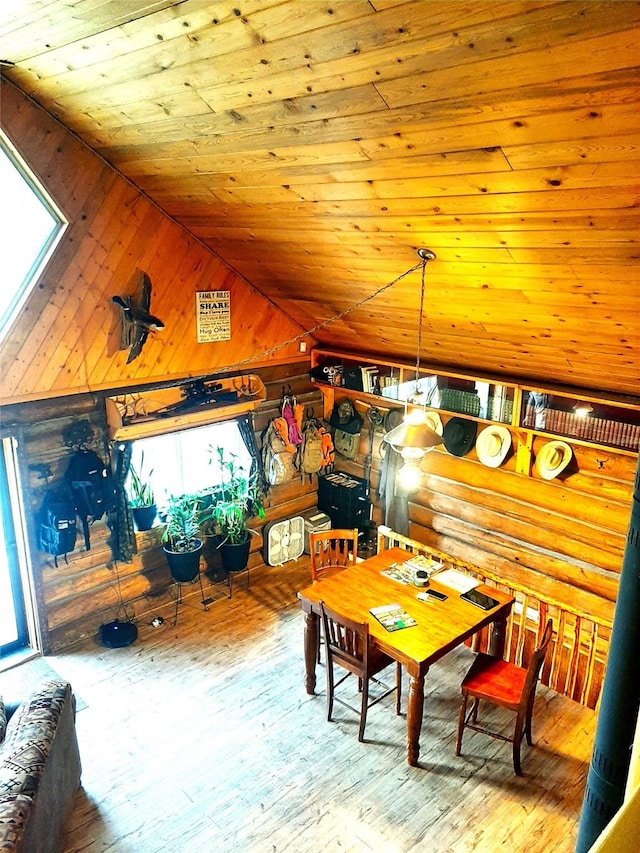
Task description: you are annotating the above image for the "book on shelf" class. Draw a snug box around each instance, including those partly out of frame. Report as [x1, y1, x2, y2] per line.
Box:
[370, 604, 417, 632]
[360, 366, 379, 393]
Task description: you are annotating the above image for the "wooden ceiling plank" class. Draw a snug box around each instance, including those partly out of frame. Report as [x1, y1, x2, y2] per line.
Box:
[502, 131, 640, 172]
[378, 29, 640, 112]
[182, 209, 640, 237]
[188, 222, 640, 252]
[0, 1, 180, 61]
[89, 83, 387, 148]
[7, 0, 375, 99]
[191, 3, 640, 113]
[167, 186, 638, 218]
[92, 80, 638, 165]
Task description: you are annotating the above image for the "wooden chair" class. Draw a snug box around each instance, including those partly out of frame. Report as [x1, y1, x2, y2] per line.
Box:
[309, 528, 359, 581]
[455, 618, 554, 775]
[319, 601, 402, 742]
[310, 528, 359, 662]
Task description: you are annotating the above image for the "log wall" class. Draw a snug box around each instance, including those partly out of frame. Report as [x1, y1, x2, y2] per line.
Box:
[1, 364, 321, 652]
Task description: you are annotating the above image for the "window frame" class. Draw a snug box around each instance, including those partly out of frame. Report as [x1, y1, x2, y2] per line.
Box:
[0, 130, 67, 339]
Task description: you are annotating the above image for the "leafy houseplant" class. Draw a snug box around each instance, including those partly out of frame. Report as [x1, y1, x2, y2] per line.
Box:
[210, 448, 264, 573]
[162, 493, 205, 553]
[128, 452, 157, 531]
[161, 493, 209, 583]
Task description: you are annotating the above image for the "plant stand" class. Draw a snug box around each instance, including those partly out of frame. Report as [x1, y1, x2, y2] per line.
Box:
[219, 537, 251, 597]
[170, 571, 210, 627]
[163, 541, 211, 625]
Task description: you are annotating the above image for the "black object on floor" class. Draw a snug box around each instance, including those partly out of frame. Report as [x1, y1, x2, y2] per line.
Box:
[99, 619, 138, 648]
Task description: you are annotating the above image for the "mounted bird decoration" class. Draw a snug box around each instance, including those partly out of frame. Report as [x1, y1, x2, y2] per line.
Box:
[112, 271, 165, 364]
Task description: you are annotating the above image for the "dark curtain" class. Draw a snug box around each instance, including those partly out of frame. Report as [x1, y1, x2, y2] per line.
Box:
[377, 442, 409, 535]
[111, 441, 137, 562]
[237, 414, 268, 496]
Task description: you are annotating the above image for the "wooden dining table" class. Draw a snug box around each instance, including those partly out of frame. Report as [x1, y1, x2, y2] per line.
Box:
[297, 547, 515, 766]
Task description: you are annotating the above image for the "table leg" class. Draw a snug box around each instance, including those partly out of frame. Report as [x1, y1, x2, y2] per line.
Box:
[303, 610, 318, 695]
[406, 670, 426, 766]
[488, 611, 508, 658]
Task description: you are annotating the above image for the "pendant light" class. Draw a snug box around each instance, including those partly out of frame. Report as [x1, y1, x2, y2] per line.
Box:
[383, 249, 443, 490]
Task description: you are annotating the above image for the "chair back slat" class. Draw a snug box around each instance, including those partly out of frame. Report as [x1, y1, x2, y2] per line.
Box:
[523, 618, 554, 698]
[320, 602, 369, 675]
[310, 528, 359, 581]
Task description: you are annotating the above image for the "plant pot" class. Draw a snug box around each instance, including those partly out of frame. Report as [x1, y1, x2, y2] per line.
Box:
[163, 539, 203, 583]
[132, 504, 157, 531]
[219, 535, 251, 574]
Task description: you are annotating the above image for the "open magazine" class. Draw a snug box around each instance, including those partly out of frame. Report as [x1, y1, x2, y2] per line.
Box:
[370, 604, 417, 632]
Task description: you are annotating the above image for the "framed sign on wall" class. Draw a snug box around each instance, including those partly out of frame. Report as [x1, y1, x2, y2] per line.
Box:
[196, 290, 231, 342]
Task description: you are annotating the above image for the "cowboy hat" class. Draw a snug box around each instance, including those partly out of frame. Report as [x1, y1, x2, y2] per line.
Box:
[442, 417, 477, 457]
[537, 440, 573, 480]
[475, 425, 511, 468]
[424, 410, 443, 435]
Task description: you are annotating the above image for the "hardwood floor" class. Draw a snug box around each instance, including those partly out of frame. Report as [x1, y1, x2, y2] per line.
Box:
[43, 558, 595, 852]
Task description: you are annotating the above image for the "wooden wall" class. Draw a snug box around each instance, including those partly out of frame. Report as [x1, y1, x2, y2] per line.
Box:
[0, 82, 308, 406]
[2, 364, 321, 652]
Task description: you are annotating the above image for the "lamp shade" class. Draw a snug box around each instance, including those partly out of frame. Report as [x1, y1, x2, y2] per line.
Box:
[383, 415, 443, 451]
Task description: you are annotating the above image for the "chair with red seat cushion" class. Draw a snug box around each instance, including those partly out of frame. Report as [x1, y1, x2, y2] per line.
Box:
[455, 618, 554, 775]
[320, 601, 402, 742]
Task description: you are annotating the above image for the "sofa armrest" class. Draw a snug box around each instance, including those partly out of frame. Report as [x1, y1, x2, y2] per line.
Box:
[0, 680, 81, 853]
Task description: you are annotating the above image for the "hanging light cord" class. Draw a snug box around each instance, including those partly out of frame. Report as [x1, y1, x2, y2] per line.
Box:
[218, 257, 426, 375]
[415, 256, 427, 386]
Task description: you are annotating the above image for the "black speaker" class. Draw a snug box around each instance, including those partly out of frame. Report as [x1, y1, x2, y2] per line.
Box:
[99, 619, 138, 648]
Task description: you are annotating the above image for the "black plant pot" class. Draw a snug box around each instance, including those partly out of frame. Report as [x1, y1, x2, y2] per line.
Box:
[163, 539, 203, 582]
[219, 535, 251, 574]
[132, 504, 157, 531]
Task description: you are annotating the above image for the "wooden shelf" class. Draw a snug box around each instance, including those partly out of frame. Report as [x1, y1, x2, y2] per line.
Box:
[106, 374, 266, 441]
[311, 347, 640, 455]
[311, 348, 517, 427]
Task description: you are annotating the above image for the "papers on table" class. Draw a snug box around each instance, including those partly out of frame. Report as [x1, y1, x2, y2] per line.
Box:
[434, 568, 481, 594]
[370, 604, 417, 632]
[381, 555, 444, 585]
[403, 554, 444, 576]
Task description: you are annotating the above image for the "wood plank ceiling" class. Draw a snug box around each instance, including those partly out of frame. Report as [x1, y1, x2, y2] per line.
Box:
[1, 1, 639, 396]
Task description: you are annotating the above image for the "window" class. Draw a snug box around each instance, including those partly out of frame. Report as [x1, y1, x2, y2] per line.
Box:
[0, 131, 66, 338]
[0, 438, 34, 660]
[127, 420, 252, 510]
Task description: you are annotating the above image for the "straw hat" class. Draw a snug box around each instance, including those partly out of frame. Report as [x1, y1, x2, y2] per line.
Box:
[424, 410, 443, 435]
[537, 440, 573, 480]
[475, 425, 512, 468]
[442, 417, 477, 457]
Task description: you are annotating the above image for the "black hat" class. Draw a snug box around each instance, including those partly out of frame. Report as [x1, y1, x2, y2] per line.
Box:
[443, 417, 477, 457]
[329, 399, 363, 435]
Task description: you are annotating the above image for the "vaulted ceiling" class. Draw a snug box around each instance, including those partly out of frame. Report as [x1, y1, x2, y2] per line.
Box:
[1, 1, 639, 397]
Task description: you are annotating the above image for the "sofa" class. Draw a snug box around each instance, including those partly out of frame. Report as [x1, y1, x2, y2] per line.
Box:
[0, 679, 81, 853]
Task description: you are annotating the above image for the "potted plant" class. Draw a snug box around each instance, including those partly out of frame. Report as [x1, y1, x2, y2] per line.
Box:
[128, 452, 157, 531]
[161, 493, 207, 582]
[211, 448, 264, 574]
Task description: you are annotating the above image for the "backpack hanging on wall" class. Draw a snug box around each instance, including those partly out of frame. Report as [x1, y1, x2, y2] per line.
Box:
[261, 419, 297, 487]
[36, 488, 78, 566]
[329, 399, 363, 461]
[297, 412, 334, 478]
[64, 449, 116, 550]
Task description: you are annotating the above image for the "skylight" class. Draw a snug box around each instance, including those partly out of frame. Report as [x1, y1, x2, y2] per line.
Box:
[0, 132, 66, 338]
